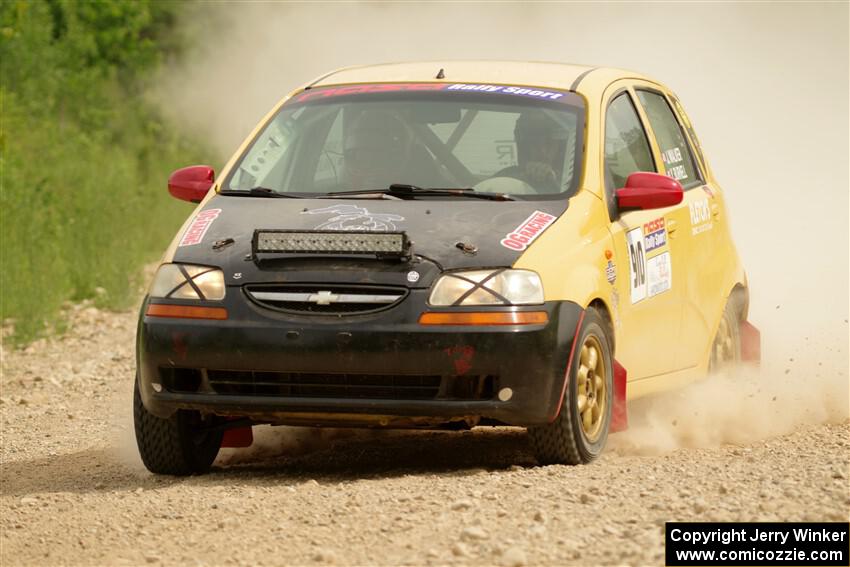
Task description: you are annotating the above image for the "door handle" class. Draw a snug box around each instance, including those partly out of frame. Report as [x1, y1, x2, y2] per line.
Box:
[711, 202, 721, 219]
[666, 219, 678, 237]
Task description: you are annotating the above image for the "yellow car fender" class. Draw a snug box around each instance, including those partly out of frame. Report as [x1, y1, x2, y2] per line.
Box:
[514, 189, 615, 321]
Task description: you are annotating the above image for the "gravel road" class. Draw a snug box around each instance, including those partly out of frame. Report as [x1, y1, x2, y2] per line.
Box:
[1, 303, 848, 566]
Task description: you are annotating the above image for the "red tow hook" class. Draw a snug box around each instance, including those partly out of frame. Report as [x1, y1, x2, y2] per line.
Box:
[221, 420, 253, 448]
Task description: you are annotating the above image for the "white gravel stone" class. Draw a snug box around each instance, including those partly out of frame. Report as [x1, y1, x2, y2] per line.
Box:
[502, 546, 527, 566]
[461, 526, 488, 541]
[451, 542, 470, 557]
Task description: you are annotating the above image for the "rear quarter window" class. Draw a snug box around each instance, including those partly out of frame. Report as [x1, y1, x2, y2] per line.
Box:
[668, 94, 707, 174]
[635, 90, 702, 189]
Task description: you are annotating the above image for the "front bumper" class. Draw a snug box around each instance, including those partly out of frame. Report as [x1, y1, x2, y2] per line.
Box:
[136, 290, 583, 427]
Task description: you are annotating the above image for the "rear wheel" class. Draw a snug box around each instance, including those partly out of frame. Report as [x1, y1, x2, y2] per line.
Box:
[133, 377, 223, 476]
[709, 300, 741, 371]
[529, 308, 613, 465]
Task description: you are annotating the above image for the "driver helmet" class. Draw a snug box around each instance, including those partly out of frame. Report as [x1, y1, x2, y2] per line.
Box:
[342, 110, 413, 188]
[514, 110, 566, 168]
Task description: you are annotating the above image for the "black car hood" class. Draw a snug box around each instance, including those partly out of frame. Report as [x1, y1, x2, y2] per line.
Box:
[172, 196, 568, 288]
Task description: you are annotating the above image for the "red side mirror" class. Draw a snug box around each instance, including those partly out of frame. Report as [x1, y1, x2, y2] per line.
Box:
[168, 166, 215, 203]
[615, 172, 684, 211]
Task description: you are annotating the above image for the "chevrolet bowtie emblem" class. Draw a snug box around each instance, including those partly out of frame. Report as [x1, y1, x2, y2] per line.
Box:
[308, 291, 338, 305]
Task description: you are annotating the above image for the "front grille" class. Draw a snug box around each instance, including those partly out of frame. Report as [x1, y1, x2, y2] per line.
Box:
[160, 368, 496, 401]
[244, 284, 407, 315]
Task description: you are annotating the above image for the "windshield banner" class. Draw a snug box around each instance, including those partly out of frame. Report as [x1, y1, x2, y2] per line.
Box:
[291, 83, 573, 105]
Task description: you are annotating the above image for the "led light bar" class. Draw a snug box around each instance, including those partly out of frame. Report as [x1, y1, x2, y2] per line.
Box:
[253, 230, 409, 257]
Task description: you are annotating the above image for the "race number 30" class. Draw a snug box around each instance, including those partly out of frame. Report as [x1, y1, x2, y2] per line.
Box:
[627, 227, 647, 303]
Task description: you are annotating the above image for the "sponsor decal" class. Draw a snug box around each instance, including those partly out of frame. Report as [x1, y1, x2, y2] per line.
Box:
[292, 83, 445, 103]
[642, 217, 667, 253]
[302, 204, 404, 231]
[689, 198, 713, 235]
[646, 252, 672, 298]
[692, 222, 713, 235]
[500, 210, 557, 251]
[626, 224, 673, 304]
[290, 83, 571, 105]
[626, 227, 647, 304]
[178, 208, 221, 247]
[606, 260, 616, 284]
[407, 270, 420, 283]
[445, 83, 565, 100]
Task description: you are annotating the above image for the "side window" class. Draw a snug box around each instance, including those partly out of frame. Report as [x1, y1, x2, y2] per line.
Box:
[636, 90, 702, 188]
[668, 93, 706, 174]
[604, 92, 655, 215]
[230, 113, 296, 190]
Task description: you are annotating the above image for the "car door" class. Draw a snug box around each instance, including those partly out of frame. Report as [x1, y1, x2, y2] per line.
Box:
[602, 85, 690, 380]
[633, 86, 724, 369]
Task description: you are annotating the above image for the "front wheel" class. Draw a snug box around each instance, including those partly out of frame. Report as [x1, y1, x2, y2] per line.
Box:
[529, 308, 613, 465]
[133, 377, 223, 476]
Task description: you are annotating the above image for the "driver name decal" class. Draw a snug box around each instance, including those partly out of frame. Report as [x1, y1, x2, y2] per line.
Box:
[178, 208, 221, 247]
[500, 210, 557, 251]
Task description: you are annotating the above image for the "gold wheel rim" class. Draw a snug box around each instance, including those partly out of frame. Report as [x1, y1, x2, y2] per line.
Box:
[577, 334, 606, 442]
[712, 315, 735, 369]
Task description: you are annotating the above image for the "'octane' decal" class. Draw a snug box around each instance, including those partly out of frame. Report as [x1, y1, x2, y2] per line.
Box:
[500, 210, 556, 251]
[179, 209, 221, 247]
[293, 83, 445, 103]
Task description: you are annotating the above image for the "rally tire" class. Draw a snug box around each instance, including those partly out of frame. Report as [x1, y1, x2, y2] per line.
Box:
[709, 299, 741, 372]
[529, 308, 613, 465]
[133, 378, 223, 476]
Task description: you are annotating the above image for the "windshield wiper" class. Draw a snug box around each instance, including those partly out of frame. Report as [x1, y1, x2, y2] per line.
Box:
[323, 184, 515, 201]
[219, 187, 305, 198]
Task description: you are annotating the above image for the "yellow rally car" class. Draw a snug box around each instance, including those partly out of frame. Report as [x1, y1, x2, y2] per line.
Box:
[134, 61, 760, 475]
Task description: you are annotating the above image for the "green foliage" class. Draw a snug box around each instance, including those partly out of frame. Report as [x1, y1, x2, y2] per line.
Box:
[1, 0, 209, 343]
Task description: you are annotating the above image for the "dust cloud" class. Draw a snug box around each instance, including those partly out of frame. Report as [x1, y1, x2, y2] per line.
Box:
[155, 2, 849, 455]
[217, 426, 359, 465]
[610, 363, 848, 455]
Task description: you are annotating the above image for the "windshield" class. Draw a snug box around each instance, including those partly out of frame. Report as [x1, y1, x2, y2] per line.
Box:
[224, 83, 586, 199]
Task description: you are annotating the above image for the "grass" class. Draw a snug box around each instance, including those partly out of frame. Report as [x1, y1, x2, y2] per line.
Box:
[0, 1, 214, 345]
[0, 89, 207, 344]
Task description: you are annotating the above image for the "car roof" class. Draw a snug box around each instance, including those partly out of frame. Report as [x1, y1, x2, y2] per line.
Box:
[308, 60, 657, 99]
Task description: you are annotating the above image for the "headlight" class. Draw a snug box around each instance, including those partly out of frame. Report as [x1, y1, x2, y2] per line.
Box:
[429, 269, 544, 306]
[149, 264, 225, 301]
